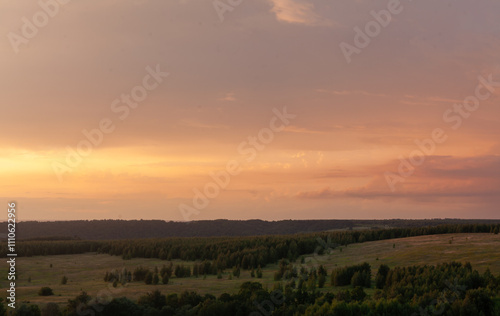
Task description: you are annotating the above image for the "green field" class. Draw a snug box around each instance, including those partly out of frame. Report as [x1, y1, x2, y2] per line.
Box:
[2, 232, 500, 308]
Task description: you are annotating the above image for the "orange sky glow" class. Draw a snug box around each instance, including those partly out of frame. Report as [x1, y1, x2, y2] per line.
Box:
[1, 0, 499, 221]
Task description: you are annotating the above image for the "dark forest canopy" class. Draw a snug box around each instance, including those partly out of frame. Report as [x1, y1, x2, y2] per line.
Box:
[3, 223, 500, 268]
[4, 218, 500, 240]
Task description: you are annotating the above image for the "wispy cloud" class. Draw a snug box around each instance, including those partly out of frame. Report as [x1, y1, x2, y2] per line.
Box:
[218, 92, 236, 102]
[295, 155, 500, 204]
[179, 119, 229, 129]
[268, 0, 333, 26]
[284, 125, 325, 134]
[315, 89, 388, 97]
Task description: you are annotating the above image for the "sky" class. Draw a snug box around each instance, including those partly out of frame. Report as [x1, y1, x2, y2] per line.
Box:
[1, 0, 499, 221]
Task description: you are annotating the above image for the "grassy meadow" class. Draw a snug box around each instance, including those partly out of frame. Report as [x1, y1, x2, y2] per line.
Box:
[2, 233, 499, 308]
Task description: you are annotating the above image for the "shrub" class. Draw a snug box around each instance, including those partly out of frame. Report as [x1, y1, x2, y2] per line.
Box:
[256, 266, 263, 278]
[153, 273, 159, 285]
[162, 273, 169, 285]
[133, 266, 150, 281]
[232, 266, 240, 278]
[145, 272, 153, 285]
[38, 287, 54, 296]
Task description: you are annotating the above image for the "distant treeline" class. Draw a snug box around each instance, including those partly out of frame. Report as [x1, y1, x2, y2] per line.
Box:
[5, 218, 500, 240]
[3, 224, 499, 271]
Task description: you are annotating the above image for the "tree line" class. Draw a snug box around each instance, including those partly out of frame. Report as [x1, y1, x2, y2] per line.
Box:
[3, 224, 499, 273]
[11, 219, 499, 240]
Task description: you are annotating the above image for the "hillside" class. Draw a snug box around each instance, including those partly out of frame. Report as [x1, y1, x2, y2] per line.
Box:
[7, 233, 500, 306]
[7, 218, 500, 240]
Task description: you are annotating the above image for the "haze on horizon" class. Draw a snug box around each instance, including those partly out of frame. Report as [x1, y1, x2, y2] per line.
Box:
[1, 0, 499, 221]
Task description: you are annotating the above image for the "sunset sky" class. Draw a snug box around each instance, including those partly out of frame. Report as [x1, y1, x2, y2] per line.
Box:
[1, 0, 499, 221]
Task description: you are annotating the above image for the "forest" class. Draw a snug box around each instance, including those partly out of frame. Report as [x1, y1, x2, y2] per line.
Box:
[4, 262, 499, 315]
[7, 219, 499, 240]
